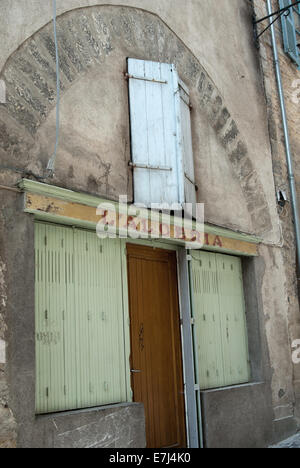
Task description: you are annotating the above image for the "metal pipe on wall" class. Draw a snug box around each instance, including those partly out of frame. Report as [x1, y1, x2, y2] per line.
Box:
[266, 0, 300, 274]
[0, 184, 21, 193]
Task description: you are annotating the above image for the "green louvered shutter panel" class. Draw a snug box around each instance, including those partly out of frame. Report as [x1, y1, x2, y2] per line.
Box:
[191, 251, 250, 390]
[192, 252, 225, 389]
[72, 229, 127, 409]
[280, 0, 300, 67]
[35, 223, 128, 414]
[215, 254, 250, 387]
[35, 223, 70, 413]
[128, 58, 196, 207]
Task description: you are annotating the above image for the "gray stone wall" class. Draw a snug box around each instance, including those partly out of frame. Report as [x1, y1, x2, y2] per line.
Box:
[20, 404, 146, 449]
[201, 383, 274, 448]
[0, 188, 18, 448]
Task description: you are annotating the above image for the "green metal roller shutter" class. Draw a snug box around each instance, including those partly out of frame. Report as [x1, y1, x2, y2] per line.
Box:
[35, 222, 128, 414]
[191, 251, 250, 390]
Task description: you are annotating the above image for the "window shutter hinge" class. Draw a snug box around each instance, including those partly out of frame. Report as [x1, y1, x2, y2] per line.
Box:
[44, 235, 47, 246]
[187, 255, 192, 262]
[125, 72, 167, 85]
[191, 318, 195, 326]
[129, 161, 172, 172]
[185, 172, 197, 187]
[46, 387, 49, 398]
[45, 310, 48, 320]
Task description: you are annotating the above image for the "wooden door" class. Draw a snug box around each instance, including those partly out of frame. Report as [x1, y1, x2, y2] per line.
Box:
[127, 244, 186, 448]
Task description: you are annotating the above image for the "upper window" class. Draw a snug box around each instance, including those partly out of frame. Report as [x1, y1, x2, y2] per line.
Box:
[127, 58, 196, 208]
[280, 0, 300, 68]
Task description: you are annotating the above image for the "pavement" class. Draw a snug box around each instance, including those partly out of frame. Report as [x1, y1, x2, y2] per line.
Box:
[270, 433, 300, 448]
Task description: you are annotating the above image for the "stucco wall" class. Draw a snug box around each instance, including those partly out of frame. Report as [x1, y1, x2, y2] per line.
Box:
[0, 0, 299, 448]
[0, 0, 280, 239]
[253, 0, 300, 435]
[201, 383, 274, 448]
[0, 189, 17, 448]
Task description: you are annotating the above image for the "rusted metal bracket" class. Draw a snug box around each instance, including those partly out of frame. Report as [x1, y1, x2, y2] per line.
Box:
[125, 72, 167, 84]
[0, 184, 21, 193]
[254, 0, 300, 40]
[254, 0, 300, 24]
[129, 161, 172, 171]
[185, 172, 199, 191]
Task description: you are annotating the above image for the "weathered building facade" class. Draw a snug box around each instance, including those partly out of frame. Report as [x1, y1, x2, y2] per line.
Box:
[253, 0, 300, 438]
[0, 0, 299, 448]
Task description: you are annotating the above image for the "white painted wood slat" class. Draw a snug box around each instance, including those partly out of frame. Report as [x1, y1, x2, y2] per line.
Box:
[128, 59, 180, 207]
[179, 81, 197, 206]
[128, 58, 197, 208]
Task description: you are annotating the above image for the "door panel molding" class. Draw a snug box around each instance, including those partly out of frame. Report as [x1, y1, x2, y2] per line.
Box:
[127, 244, 187, 448]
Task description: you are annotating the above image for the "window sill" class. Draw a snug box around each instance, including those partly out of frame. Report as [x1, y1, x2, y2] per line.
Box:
[200, 381, 265, 394]
[35, 401, 138, 420]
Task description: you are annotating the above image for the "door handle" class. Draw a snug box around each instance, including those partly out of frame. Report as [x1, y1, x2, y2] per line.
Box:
[131, 369, 141, 373]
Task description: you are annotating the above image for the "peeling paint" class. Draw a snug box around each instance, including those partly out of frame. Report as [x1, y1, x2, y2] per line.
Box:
[0, 338, 6, 364]
[0, 259, 7, 341]
[0, 80, 6, 104]
[0, 260, 7, 309]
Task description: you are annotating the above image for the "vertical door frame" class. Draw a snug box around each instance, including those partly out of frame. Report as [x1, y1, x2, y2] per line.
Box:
[177, 249, 200, 448]
[120, 239, 134, 403]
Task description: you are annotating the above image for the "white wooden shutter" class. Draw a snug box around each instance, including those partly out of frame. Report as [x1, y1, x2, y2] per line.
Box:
[128, 59, 179, 206]
[128, 59, 196, 208]
[174, 75, 197, 206]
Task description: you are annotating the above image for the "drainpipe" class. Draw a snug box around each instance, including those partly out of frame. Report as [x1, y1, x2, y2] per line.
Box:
[266, 0, 300, 274]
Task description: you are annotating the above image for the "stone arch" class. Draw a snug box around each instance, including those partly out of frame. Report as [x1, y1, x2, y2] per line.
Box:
[0, 4, 271, 233]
